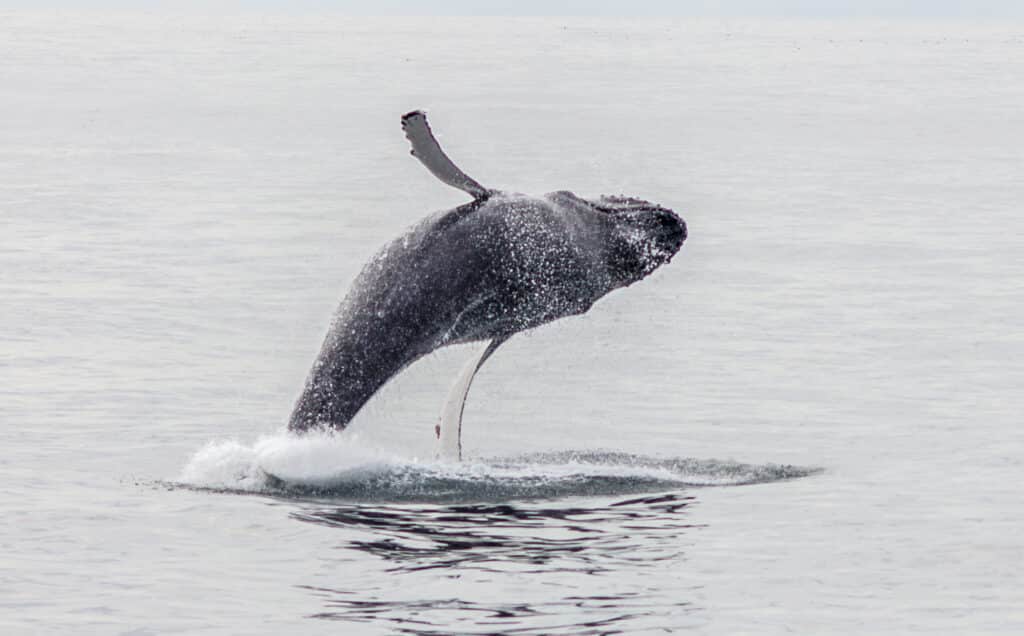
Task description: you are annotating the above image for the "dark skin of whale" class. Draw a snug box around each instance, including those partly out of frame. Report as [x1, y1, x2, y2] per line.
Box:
[289, 191, 686, 432]
[289, 114, 686, 433]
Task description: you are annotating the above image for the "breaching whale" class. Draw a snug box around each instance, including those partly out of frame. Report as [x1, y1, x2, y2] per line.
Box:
[289, 111, 686, 459]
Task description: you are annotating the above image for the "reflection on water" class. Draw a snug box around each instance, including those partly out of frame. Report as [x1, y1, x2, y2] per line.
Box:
[294, 493, 696, 574]
[292, 493, 702, 634]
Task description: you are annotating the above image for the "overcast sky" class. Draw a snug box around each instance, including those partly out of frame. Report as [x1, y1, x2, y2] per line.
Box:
[7, 1, 1024, 18]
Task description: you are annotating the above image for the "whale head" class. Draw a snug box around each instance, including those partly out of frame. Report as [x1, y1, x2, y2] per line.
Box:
[592, 195, 687, 286]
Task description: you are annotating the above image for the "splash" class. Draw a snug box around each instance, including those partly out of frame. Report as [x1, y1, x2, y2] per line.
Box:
[177, 432, 820, 502]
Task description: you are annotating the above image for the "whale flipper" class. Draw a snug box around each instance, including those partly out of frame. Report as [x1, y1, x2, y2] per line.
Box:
[435, 336, 507, 461]
[402, 110, 489, 200]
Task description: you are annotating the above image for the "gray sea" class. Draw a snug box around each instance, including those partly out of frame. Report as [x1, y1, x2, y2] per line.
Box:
[2, 11, 1022, 634]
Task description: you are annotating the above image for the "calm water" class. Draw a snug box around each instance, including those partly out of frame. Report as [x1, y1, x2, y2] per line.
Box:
[2, 12, 1022, 634]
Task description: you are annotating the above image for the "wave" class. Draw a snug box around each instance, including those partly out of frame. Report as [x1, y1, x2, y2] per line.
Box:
[175, 432, 819, 502]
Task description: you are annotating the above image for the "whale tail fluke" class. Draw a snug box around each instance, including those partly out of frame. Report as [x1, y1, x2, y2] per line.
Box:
[401, 110, 490, 200]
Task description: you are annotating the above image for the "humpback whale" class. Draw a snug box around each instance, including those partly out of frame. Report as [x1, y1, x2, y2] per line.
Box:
[289, 111, 686, 459]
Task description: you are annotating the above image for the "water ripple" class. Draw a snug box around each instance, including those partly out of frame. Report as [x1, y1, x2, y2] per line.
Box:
[294, 493, 698, 574]
[292, 493, 702, 634]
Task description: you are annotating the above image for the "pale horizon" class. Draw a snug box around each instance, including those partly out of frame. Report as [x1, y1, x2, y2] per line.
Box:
[3, 0, 1024, 18]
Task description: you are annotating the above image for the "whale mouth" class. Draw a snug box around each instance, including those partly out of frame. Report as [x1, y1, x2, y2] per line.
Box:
[648, 207, 687, 255]
[592, 196, 686, 283]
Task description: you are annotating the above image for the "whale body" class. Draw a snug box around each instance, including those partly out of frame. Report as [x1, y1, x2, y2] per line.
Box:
[289, 112, 686, 458]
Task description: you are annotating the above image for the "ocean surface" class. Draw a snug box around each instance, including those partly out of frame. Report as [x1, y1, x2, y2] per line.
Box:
[2, 11, 1022, 635]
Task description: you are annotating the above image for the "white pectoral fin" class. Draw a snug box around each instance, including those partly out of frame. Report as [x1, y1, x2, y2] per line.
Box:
[435, 336, 507, 461]
[401, 110, 489, 199]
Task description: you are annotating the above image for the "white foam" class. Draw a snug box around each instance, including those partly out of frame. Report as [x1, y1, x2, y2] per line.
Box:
[177, 431, 407, 491]
[176, 433, 818, 499]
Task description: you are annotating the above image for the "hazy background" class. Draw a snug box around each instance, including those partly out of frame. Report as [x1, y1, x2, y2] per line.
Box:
[3, 0, 1024, 18]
